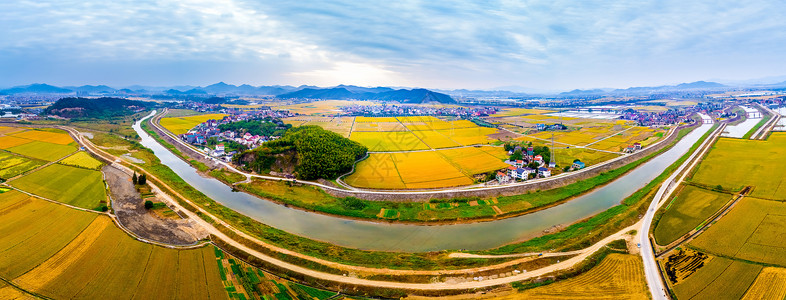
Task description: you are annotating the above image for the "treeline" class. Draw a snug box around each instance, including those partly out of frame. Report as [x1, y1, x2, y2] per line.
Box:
[234, 125, 367, 180]
[45, 97, 155, 119]
[217, 119, 291, 137]
[504, 141, 552, 163]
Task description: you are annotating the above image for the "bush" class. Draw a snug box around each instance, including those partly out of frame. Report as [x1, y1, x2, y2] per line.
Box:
[144, 200, 154, 209]
[339, 197, 367, 210]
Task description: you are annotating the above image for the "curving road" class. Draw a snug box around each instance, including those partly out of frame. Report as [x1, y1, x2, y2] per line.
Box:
[639, 114, 720, 300]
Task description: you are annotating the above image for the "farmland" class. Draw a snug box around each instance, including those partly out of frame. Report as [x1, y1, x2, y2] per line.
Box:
[345, 146, 509, 189]
[514, 254, 648, 299]
[10, 164, 107, 209]
[672, 258, 762, 300]
[0, 188, 227, 299]
[159, 113, 228, 135]
[690, 134, 786, 200]
[653, 185, 730, 245]
[742, 267, 786, 300]
[58, 151, 104, 170]
[5, 141, 76, 161]
[0, 152, 45, 180]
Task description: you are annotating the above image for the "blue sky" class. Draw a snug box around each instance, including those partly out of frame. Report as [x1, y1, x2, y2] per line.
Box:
[1, 0, 785, 90]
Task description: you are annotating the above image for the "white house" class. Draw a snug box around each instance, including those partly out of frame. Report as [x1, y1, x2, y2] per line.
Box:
[538, 167, 551, 177]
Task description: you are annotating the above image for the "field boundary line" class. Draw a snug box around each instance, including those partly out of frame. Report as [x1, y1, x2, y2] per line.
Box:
[583, 126, 636, 147]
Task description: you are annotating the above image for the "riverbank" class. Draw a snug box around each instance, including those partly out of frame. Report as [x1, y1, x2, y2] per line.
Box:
[147, 108, 695, 225]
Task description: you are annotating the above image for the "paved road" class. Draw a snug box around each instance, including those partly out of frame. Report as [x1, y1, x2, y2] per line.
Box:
[639, 114, 720, 300]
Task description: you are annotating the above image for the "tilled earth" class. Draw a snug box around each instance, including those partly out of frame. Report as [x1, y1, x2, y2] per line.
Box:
[103, 165, 207, 245]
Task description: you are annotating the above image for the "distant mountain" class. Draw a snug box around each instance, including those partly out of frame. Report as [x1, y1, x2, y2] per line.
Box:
[674, 81, 726, 89]
[277, 87, 456, 104]
[335, 85, 395, 94]
[71, 85, 117, 93]
[559, 89, 606, 96]
[1, 84, 72, 94]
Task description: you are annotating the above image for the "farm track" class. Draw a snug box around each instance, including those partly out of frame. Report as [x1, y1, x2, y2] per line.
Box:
[150, 109, 680, 195]
[51, 113, 678, 291]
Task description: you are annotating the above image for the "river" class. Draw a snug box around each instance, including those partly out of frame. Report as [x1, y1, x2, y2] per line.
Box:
[134, 112, 712, 252]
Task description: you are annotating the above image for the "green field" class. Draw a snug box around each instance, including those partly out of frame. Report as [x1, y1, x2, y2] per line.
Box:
[58, 151, 104, 170]
[653, 185, 730, 245]
[0, 152, 45, 180]
[690, 134, 786, 200]
[5, 140, 76, 161]
[690, 196, 786, 267]
[10, 164, 106, 209]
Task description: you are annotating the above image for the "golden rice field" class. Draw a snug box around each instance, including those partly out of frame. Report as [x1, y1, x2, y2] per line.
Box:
[0, 152, 45, 180]
[345, 146, 508, 189]
[159, 113, 228, 135]
[273, 100, 379, 116]
[513, 254, 648, 300]
[0, 189, 227, 299]
[690, 133, 786, 200]
[10, 129, 74, 145]
[5, 141, 76, 161]
[58, 151, 103, 170]
[742, 267, 786, 300]
[350, 131, 430, 151]
[673, 257, 762, 300]
[436, 127, 499, 146]
[0, 136, 32, 149]
[690, 197, 786, 267]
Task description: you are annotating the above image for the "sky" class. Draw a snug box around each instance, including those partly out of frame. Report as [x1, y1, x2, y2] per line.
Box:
[1, 1, 786, 91]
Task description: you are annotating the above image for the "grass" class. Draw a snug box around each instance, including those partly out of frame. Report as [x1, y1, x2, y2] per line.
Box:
[58, 151, 104, 170]
[690, 197, 786, 266]
[652, 185, 731, 245]
[515, 253, 648, 299]
[690, 133, 786, 200]
[159, 113, 228, 135]
[5, 141, 76, 161]
[10, 164, 107, 209]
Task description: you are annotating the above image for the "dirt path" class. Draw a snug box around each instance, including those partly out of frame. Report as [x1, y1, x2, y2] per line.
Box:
[103, 164, 207, 245]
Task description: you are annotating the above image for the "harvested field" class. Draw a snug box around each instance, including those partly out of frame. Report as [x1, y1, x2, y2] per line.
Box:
[11, 129, 74, 145]
[742, 267, 786, 300]
[674, 259, 761, 300]
[515, 254, 648, 299]
[59, 151, 103, 170]
[10, 164, 106, 209]
[690, 197, 786, 266]
[690, 134, 786, 200]
[159, 113, 228, 135]
[5, 141, 76, 161]
[0, 126, 27, 135]
[653, 185, 730, 245]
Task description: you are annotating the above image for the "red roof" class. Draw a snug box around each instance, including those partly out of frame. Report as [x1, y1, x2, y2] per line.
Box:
[516, 160, 524, 164]
[507, 166, 517, 170]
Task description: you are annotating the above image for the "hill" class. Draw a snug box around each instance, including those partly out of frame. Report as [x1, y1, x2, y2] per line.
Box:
[45, 97, 154, 119]
[234, 125, 367, 180]
[277, 87, 456, 104]
[1, 84, 72, 94]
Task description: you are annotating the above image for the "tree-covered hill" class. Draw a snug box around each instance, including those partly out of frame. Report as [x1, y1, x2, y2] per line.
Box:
[234, 126, 367, 180]
[45, 97, 155, 119]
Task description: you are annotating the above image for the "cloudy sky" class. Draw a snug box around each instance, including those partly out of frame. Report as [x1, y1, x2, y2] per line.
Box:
[1, 1, 785, 90]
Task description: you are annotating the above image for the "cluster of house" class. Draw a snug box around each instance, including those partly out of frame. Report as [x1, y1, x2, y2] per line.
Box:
[619, 108, 693, 126]
[175, 101, 222, 112]
[495, 146, 556, 184]
[339, 104, 498, 118]
[536, 123, 568, 131]
[623, 142, 643, 153]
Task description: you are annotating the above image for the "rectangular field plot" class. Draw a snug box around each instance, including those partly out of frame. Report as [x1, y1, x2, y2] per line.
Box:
[553, 148, 620, 167]
[674, 259, 762, 300]
[159, 113, 228, 135]
[0, 191, 97, 279]
[517, 254, 648, 299]
[350, 131, 429, 151]
[0, 136, 33, 149]
[690, 197, 786, 266]
[17, 215, 227, 300]
[355, 116, 399, 123]
[411, 130, 461, 149]
[11, 129, 74, 145]
[343, 153, 406, 189]
[0, 126, 28, 135]
[437, 147, 507, 174]
[436, 127, 498, 146]
[690, 134, 786, 200]
[5, 141, 76, 161]
[653, 185, 731, 245]
[10, 164, 106, 209]
[352, 122, 407, 132]
[58, 151, 103, 170]
[392, 152, 473, 188]
[288, 116, 354, 137]
[742, 267, 786, 300]
[0, 155, 45, 180]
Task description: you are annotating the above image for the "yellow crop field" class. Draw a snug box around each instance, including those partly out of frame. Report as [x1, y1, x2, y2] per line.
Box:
[11, 130, 73, 145]
[404, 120, 477, 131]
[674, 259, 762, 300]
[515, 254, 648, 299]
[404, 177, 473, 189]
[438, 147, 507, 174]
[273, 100, 378, 115]
[0, 136, 32, 149]
[691, 134, 786, 200]
[495, 108, 555, 117]
[553, 148, 620, 167]
[690, 197, 786, 266]
[412, 130, 461, 148]
[436, 127, 498, 146]
[0, 283, 30, 299]
[355, 116, 398, 122]
[343, 153, 406, 189]
[59, 151, 103, 170]
[350, 131, 429, 151]
[396, 116, 441, 123]
[159, 113, 228, 135]
[352, 122, 407, 132]
[742, 267, 786, 300]
[0, 126, 27, 135]
[392, 152, 473, 188]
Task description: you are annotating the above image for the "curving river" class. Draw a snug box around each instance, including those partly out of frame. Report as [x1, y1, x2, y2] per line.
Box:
[134, 111, 712, 252]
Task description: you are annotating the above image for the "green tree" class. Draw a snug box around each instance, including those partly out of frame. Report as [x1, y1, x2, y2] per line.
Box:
[144, 200, 154, 209]
[132, 172, 138, 185]
[138, 174, 146, 185]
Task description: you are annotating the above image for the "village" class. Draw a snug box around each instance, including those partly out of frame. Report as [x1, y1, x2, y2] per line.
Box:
[339, 104, 498, 118]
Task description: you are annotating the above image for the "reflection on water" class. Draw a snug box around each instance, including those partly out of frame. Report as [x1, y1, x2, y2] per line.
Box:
[134, 111, 711, 252]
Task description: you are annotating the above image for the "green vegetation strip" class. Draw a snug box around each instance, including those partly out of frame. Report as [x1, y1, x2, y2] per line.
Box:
[742, 113, 771, 139]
